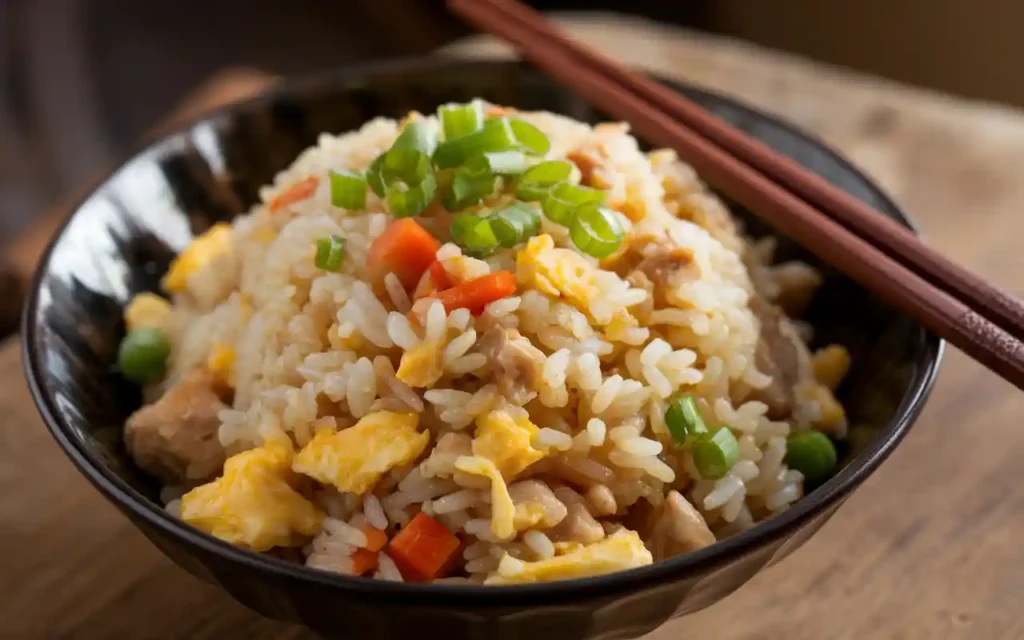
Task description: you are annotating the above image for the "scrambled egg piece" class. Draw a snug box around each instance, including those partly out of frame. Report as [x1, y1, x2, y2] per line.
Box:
[456, 411, 555, 540]
[517, 234, 600, 313]
[180, 444, 323, 551]
[472, 410, 551, 479]
[455, 455, 516, 541]
[207, 344, 236, 387]
[812, 344, 850, 391]
[396, 340, 445, 388]
[162, 223, 233, 293]
[292, 411, 429, 495]
[124, 292, 171, 330]
[513, 503, 547, 530]
[485, 529, 653, 585]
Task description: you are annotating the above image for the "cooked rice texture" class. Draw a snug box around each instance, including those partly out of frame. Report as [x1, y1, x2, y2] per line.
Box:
[137, 103, 849, 584]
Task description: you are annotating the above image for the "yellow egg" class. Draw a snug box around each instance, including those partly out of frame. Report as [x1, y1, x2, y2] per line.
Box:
[292, 411, 429, 495]
[472, 410, 551, 479]
[124, 292, 171, 331]
[516, 234, 600, 312]
[180, 444, 323, 551]
[513, 503, 547, 530]
[484, 529, 653, 585]
[162, 223, 233, 294]
[812, 344, 851, 391]
[552, 541, 584, 555]
[455, 455, 516, 541]
[396, 340, 445, 388]
[207, 344, 236, 387]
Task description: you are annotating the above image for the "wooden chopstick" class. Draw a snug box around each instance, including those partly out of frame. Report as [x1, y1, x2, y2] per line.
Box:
[447, 0, 1024, 390]
[456, 0, 1024, 345]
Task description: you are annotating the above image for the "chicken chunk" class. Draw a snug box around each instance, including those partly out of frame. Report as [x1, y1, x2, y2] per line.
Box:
[645, 490, 716, 561]
[749, 295, 814, 419]
[124, 367, 228, 484]
[633, 245, 698, 306]
[478, 327, 545, 405]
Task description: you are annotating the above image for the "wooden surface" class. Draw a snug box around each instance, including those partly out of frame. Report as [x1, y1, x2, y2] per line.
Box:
[4, 15, 1023, 639]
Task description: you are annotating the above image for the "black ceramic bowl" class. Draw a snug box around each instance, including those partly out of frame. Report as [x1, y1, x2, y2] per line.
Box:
[23, 59, 942, 640]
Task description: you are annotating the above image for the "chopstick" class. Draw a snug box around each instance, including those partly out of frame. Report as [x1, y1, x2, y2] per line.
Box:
[447, 0, 1024, 390]
[452, 0, 1024, 346]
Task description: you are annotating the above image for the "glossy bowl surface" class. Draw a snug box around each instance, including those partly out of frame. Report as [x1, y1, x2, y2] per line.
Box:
[23, 59, 942, 640]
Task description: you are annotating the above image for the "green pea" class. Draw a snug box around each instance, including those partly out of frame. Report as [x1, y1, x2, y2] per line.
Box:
[118, 327, 170, 384]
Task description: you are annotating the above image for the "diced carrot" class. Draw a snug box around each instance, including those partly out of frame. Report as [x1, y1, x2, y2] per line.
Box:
[367, 219, 441, 290]
[270, 176, 319, 212]
[360, 524, 389, 553]
[435, 271, 516, 315]
[350, 548, 379, 576]
[429, 261, 453, 291]
[388, 512, 461, 583]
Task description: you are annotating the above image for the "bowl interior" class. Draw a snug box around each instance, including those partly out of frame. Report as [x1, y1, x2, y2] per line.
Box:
[24, 59, 939, 559]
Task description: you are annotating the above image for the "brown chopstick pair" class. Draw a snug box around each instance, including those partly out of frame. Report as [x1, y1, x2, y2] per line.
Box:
[447, 0, 1024, 391]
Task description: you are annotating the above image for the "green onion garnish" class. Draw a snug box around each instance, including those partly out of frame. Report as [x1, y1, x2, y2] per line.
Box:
[118, 327, 171, 384]
[784, 431, 838, 484]
[438, 101, 484, 140]
[664, 395, 708, 444]
[442, 168, 498, 212]
[433, 118, 518, 169]
[367, 153, 386, 197]
[506, 118, 551, 156]
[314, 234, 346, 272]
[385, 173, 437, 218]
[489, 201, 541, 248]
[692, 428, 740, 480]
[451, 213, 499, 257]
[515, 160, 576, 201]
[464, 151, 530, 176]
[390, 120, 439, 156]
[328, 170, 367, 210]
[543, 182, 606, 226]
[570, 203, 625, 258]
[380, 148, 437, 218]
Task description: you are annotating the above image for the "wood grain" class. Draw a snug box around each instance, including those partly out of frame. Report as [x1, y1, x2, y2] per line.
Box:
[4, 16, 1023, 640]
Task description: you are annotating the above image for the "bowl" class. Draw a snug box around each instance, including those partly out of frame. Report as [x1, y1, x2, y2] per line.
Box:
[22, 58, 942, 640]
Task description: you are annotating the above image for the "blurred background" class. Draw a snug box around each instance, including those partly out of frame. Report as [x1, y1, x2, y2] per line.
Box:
[3, 0, 1024, 242]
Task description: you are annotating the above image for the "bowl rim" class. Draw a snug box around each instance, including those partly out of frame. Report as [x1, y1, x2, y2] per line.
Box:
[22, 57, 944, 605]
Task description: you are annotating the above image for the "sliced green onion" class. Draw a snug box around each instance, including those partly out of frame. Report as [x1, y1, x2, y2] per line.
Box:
[433, 118, 517, 169]
[442, 168, 498, 212]
[506, 118, 551, 155]
[368, 153, 387, 197]
[542, 182, 606, 225]
[314, 234, 346, 272]
[385, 171, 437, 218]
[451, 213, 499, 256]
[489, 201, 541, 248]
[464, 151, 530, 176]
[118, 327, 171, 384]
[515, 160, 576, 201]
[328, 170, 367, 210]
[664, 395, 708, 444]
[692, 428, 740, 480]
[571, 203, 625, 258]
[438, 101, 484, 140]
[390, 120, 439, 156]
[785, 431, 838, 484]
[379, 148, 437, 218]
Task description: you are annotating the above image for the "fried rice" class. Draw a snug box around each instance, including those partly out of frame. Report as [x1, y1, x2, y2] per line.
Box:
[122, 102, 850, 585]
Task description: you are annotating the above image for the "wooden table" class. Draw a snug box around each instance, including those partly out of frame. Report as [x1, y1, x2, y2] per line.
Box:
[3, 16, 1022, 639]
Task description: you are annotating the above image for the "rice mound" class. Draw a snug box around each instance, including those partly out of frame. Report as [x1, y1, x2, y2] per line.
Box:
[145, 104, 846, 585]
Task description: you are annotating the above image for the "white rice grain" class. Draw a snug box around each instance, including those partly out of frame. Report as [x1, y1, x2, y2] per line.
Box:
[523, 530, 555, 560]
[363, 494, 388, 530]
